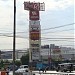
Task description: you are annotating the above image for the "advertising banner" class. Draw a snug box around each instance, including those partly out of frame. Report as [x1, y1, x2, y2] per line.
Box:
[30, 39, 40, 44]
[52, 48, 61, 54]
[31, 48, 40, 60]
[29, 10, 39, 20]
[29, 20, 40, 25]
[30, 31, 40, 40]
[30, 44, 39, 47]
[29, 40, 41, 48]
[31, 48, 40, 52]
[24, 2, 45, 11]
[32, 53, 40, 60]
[29, 25, 40, 32]
[24, 2, 40, 11]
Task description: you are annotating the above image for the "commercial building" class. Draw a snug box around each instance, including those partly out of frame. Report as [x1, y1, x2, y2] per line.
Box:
[40, 44, 75, 62]
[0, 44, 75, 62]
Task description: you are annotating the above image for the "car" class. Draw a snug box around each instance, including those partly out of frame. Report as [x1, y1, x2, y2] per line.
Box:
[56, 63, 74, 72]
[19, 65, 28, 69]
[15, 65, 29, 75]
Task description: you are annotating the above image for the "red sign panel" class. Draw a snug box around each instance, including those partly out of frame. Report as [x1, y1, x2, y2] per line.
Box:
[29, 10, 39, 20]
[24, 2, 40, 11]
[30, 31, 40, 40]
[52, 48, 61, 53]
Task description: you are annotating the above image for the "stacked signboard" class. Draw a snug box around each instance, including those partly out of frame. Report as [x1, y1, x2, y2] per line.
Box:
[24, 2, 45, 61]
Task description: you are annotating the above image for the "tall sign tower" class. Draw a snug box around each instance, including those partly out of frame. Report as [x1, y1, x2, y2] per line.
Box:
[24, 2, 45, 62]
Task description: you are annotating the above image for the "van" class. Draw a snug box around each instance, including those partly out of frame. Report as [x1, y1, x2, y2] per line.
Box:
[56, 63, 74, 72]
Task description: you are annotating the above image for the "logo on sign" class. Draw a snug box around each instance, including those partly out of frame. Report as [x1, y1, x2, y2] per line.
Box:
[24, 2, 45, 11]
[32, 11, 37, 15]
[29, 10, 39, 20]
[24, 2, 40, 11]
[30, 31, 40, 40]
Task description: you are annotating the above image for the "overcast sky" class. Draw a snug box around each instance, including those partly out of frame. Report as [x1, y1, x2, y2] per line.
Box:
[0, 0, 74, 50]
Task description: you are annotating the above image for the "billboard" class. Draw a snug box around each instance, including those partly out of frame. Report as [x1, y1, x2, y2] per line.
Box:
[29, 20, 40, 25]
[30, 40, 40, 44]
[29, 40, 41, 48]
[31, 48, 40, 51]
[24, 2, 40, 11]
[24, 2, 45, 11]
[52, 48, 61, 54]
[31, 44, 39, 47]
[31, 48, 40, 60]
[30, 31, 40, 40]
[32, 53, 40, 60]
[29, 10, 39, 20]
[29, 25, 40, 31]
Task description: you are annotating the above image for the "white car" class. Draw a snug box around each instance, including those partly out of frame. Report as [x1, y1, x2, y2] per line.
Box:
[15, 65, 29, 75]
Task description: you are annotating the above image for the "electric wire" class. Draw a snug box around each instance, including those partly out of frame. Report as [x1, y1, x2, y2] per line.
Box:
[0, 23, 74, 35]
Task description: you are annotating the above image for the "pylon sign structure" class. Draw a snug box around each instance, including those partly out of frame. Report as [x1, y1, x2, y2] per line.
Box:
[24, 2, 45, 62]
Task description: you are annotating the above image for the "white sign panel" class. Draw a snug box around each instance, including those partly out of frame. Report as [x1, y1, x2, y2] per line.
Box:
[31, 48, 40, 51]
[40, 3, 45, 11]
[29, 20, 40, 25]
[32, 50, 40, 60]
[29, 24, 40, 31]
[30, 39, 41, 44]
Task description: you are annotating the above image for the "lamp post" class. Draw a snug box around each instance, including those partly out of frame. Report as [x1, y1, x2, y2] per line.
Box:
[13, 0, 16, 75]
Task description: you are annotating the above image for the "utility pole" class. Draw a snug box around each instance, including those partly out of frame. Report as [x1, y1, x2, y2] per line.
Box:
[13, 0, 16, 75]
[50, 45, 51, 70]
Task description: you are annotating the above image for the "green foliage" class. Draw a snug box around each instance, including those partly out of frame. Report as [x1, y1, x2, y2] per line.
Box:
[20, 53, 29, 65]
[0, 60, 4, 68]
[15, 60, 21, 67]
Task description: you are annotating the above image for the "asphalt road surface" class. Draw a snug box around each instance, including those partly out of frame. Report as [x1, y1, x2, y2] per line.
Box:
[9, 70, 75, 75]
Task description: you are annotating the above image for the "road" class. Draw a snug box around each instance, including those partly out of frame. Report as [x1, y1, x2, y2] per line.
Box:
[9, 70, 75, 75]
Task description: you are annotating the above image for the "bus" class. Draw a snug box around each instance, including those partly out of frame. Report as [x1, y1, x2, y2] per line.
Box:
[56, 63, 74, 72]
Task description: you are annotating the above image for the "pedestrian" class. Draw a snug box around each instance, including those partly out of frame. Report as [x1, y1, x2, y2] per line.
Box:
[39, 67, 41, 74]
[44, 66, 49, 73]
[6, 67, 10, 75]
[42, 68, 45, 73]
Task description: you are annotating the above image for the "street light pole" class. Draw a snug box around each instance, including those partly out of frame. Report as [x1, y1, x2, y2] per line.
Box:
[13, 0, 16, 75]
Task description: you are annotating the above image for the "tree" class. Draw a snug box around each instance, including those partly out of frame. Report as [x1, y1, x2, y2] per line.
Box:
[0, 60, 4, 68]
[15, 60, 21, 67]
[20, 53, 29, 65]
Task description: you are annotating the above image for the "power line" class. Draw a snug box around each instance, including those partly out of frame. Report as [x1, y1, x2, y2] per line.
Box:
[41, 39, 74, 41]
[0, 23, 74, 34]
[0, 34, 28, 39]
[42, 28, 74, 34]
[41, 37, 74, 39]
[42, 23, 75, 31]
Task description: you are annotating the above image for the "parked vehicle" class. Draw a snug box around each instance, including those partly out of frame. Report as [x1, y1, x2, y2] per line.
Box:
[15, 65, 29, 74]
[19, 65, 28, 69]
[56, 63, 74, 72]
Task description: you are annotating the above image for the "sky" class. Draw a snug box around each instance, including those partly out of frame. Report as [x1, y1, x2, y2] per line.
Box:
[0, 0, 74, 50]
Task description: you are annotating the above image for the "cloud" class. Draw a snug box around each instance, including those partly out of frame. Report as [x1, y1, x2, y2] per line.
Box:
[45, 0, 74, 10]
[0, 0, 74, 49]
[1, 0, 9, 1]
[0, 0, 13, 31]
